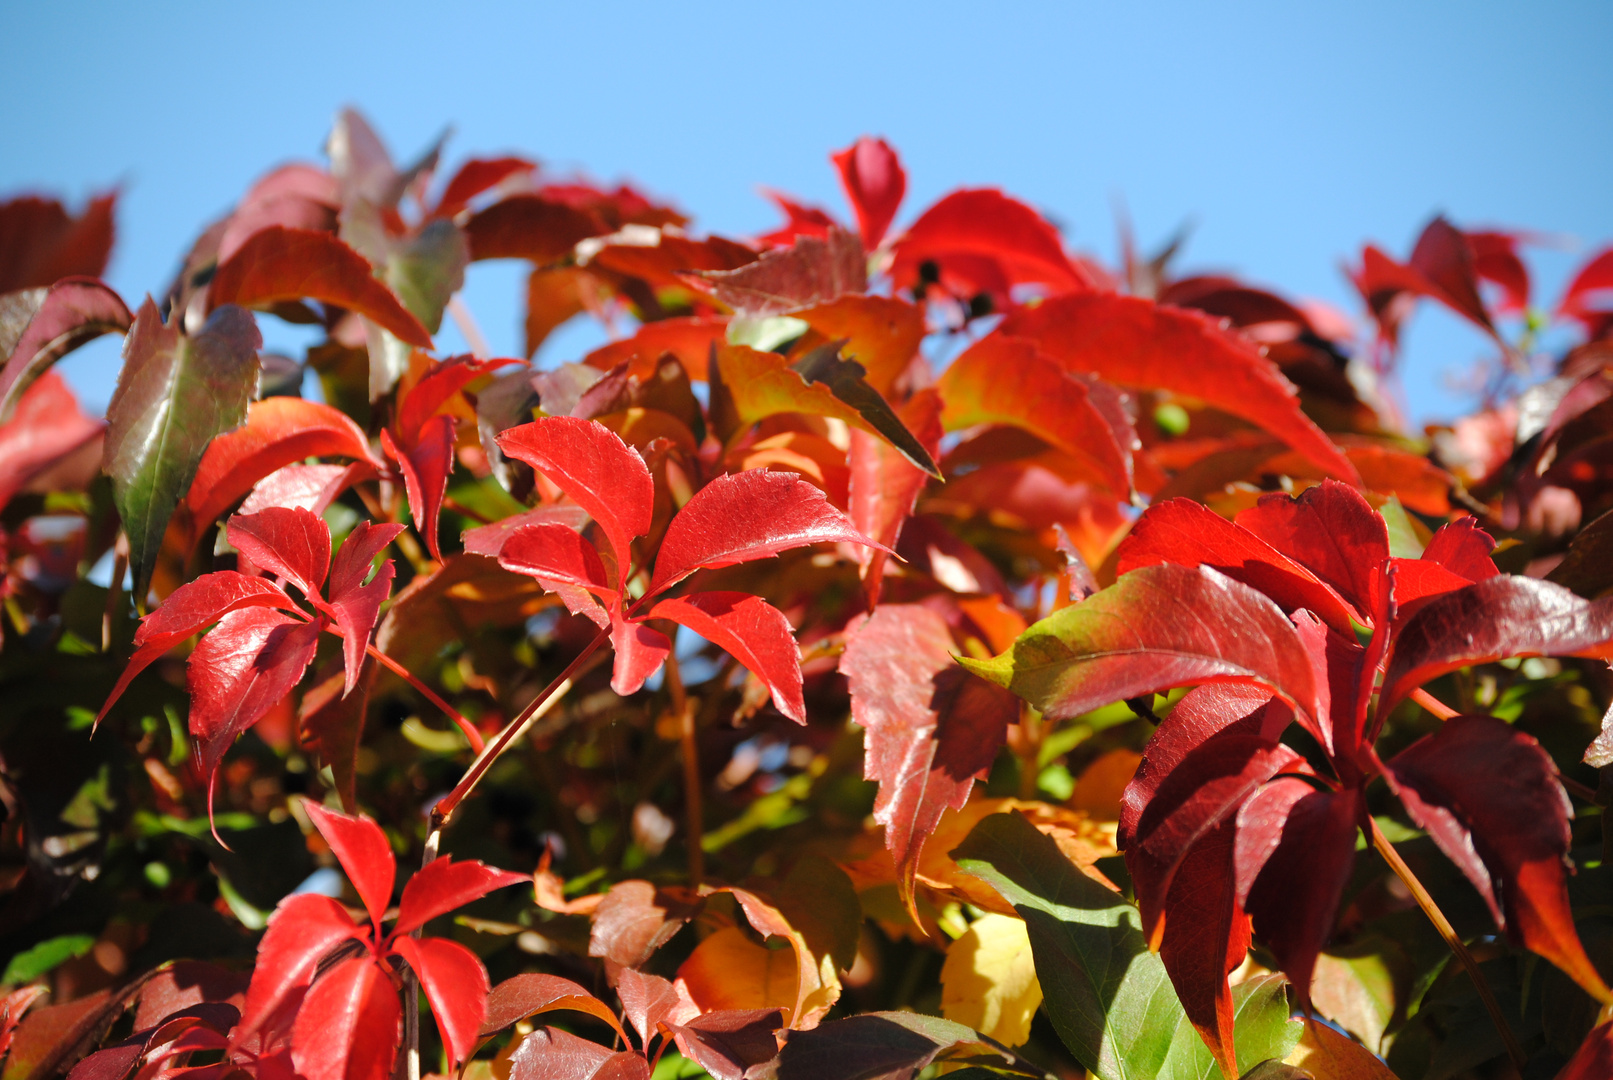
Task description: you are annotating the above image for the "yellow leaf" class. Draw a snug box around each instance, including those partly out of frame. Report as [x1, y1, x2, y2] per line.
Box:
[1284, 1021, 1399, 1079]
[941, 913, 1044, 1047]
[677, 926, 799, 1018]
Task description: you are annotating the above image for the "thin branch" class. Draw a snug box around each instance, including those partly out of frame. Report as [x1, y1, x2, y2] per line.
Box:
[447, 296, 491, 359]
[363, 642, 486, 753]
[664, 650, 703, 886]
[1368, 817, 1527, 1071]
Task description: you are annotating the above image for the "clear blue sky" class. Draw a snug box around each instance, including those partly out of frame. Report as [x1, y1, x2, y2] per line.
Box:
[6, 0, 1609, 427]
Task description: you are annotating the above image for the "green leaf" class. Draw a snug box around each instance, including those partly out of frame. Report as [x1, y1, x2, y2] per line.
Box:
[2, 933, 95, 984]
[386, 219, 469, 334]
[1378, 496, 1424, 559]
[953, 811, 1301, 1080]
[103, 299, 261, 599]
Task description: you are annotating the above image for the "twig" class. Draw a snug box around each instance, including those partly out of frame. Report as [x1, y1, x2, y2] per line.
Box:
[102, 534, 128, 652]
[664, 650, 703, 886]
[363, 642, 485, 753]
[441, 495, 492, 525]
[1368, 818, 1527, 1070]
[447, 296, 491, 359]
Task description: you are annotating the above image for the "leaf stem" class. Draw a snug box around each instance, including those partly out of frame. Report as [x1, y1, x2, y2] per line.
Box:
[431, 625, 612, 827]
[364, 642, 486, 753]
[665, 650, 703, 886]
[1409, 687, 1458, 720]
[1368, 817, 1527, 1070]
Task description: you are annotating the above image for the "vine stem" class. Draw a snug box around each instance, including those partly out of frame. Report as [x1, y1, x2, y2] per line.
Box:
[1368, 817, 1527, 1070]
[363, 642, 486, 754]
[664, 650, 703, 887]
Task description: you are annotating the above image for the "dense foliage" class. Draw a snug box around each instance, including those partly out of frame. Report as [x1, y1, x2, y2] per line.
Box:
[3, 109, 1613, 1080]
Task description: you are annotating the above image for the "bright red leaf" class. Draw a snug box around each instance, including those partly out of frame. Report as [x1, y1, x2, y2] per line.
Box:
[831, 137, 906, 250]
[648, 592, 805, 722]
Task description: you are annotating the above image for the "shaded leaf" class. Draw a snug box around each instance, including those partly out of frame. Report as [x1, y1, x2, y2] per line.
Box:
[790, 342, 939, 476]
[693, 228, 865, 316]
[848, 389, 941, 604]
[0, 191, 116, 293]
[941, 913, 1043, 1047]
[0, 277, 131, 421]
[775, 1011, 1043, 1080]
[482, 975, 628, 1044]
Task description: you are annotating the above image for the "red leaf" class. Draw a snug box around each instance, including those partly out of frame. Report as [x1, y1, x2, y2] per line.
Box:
[1156, 821, 1247, 1080]
[1126, 729, 1305, 938]
[839, 604, 1017, 912]
[1385, 715, 1611, 1002]
[303, 802, 395, 933]
[610, 618, 672, 696]
[1234, 779, 1362, 1005]
[648, 592, 805, 722]
[96, 572, 300, 726]
[1233, 480, 1389, 621]
[757, 190, 838, 247]
[0, 192, 116, 292]
[462, 505, 590, 558]
[1408, 217, 1496, 335]
[388, 936, 488, 1068]
[648, 469, 880, 596]
[391, 856, 526, 937]
[463, 194, 608, 263]
[380, 418, 455, 561]
[1558, 1019, 1613, 1080]
[691, 228, 865, 317]
[587, 880, 699, 969]
[1420, 516, 1498, 582]
[936, 334, 1133, 496]
[669, 1010, 785, 1080]
[848, 390, 941, 605]
[227, 507, 331, 600]
[582, 317, 729, 383]
[396, 356, 517, 448]
[1379, 576, 1613, 714]
[586, 230, 757, 292]
[831, 137, 905, 249]
[301, 663, 373, 813]
[891, 189, 1093, 301]
[506, 1029, 644, 1080]
[1466, 231, 1531, 314]
[185, 397, 378, 541]
[1559, 246, 1613, 329]
[326, 520, 405, 693]
[290, 957, 399, 1080]
[0, 369, 105, 510]
[236, 895, 362, 1043]
[616, 968, 687, 1048]
[1118, 497, 1361, 634]
[965, 564, 1324, 732]
[498, 522, 617, 627]
[189, 609, 321, 800]
[208, 226, 432, 348]
[1004, 293, 1359, 483]
[497, 416, 653, 582]
[0, 277, 131, 421]
[432, 157, 537, 220]
[482, 975, 628, 1044]
[242, 463, 366, 518]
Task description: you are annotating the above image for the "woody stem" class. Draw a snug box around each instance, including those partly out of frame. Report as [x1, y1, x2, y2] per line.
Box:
[1368, 817, 1527, 1070]
[363, 642, 486, 753]
[665, 650, 703, 887]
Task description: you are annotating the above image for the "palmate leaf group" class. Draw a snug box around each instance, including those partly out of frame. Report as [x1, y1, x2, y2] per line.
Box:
[4, 108, 1613, 1080]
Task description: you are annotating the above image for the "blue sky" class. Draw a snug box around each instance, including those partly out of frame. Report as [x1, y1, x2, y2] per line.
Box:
[6, 0, 1609, 426]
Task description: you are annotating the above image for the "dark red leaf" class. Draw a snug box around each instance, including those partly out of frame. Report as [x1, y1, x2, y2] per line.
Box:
[290, 956, 399, 1080]
[1560, 246, 1613, 330]
[848, 389, 941, 605]
[831, 137, 905, 249]
[227, 507, 331, 600]
[609, 617, 672, 696]
[587, 880, 699, 969]
[1235, 779, 1362, 1005]
[389, 936, 487, 1067]
[236, 894, 363, 1042]
[0, 369, 105, 509]
[1156, 821, 1247, 1080]
[391, 856, 525, 937]
[1557, 1019, 1613, 1080]
[669, 1010, 785, 1080]
[96, 571, 299, 726]
[757, 190, 838, 247]
[303, 802, 395, 933]
[482, 975, 627, 1044]
[0, 192, 116, 292]
[648, 592, 805, 722]
[208, 226, 432, 348]
[463, 195, 608, 263]
[185, 397, 379, 541]
[587, 231, 757, 292]
[890, 189, 1093, 301]
[1117, 497, 1362, 633]
[497, 416, 653, 582]
[506, 1028, 643, 1080]
[300, 663, 373, 813]
[615, 968, 685, 1048]
[190, 609, 321, 810]
[1004, 293, 1359, 482]
[1408, 217, 1496, 335]
[326, 520, 405, 693]
[840, 604, 1017, 912]
[1385, 715, 1611, 1002]
[380, 418, 455, 561]
[1466, 231, 1531, 314]
[1380, 576, 1613, 713]
[433, 157, 538, 220]
[135, 961, 249, 1030]
[1232, 480, 1389, 621]
[648, 469, 880, 596]
[0, 277, 131, 421]
[498, 522, 616, 627]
